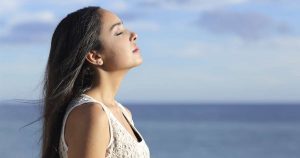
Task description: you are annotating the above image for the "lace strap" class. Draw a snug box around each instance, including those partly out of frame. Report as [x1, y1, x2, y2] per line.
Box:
[116, 101, 134, 126]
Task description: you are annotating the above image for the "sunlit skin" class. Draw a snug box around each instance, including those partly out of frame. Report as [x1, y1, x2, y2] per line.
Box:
[64, 9, 143, 158]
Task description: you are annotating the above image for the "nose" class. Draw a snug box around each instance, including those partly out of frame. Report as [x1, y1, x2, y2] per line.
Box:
[130, 31, 138, 42]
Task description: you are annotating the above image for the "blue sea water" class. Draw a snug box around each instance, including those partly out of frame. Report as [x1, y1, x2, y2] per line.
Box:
[0, 101, 300, 158]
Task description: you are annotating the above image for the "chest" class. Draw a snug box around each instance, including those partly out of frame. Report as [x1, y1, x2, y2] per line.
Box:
[108, 109, 143, 143]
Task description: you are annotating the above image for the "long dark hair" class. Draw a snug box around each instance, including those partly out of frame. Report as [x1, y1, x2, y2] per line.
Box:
[41, 6, 104, 158]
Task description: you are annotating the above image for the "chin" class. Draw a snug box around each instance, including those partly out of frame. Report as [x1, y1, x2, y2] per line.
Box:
[136, 58, 143, 66]
[130, 60, 143, 69]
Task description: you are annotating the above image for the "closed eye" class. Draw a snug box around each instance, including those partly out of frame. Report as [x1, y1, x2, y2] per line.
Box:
[115, 32, 123, 36]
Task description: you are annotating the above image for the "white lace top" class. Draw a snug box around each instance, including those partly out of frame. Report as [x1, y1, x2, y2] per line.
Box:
[59, 94, 150, 158]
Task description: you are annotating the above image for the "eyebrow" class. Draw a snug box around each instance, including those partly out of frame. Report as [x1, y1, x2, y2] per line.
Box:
[109, 21, 123, 31]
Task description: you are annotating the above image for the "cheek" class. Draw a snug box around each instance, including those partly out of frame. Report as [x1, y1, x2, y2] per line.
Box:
[112, 39, 132, 61]
[104, 46, 133, 70]
[114, 49, 132, 65]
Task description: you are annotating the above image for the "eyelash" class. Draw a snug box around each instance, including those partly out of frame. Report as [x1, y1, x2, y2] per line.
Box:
[115, 32, 123, 36]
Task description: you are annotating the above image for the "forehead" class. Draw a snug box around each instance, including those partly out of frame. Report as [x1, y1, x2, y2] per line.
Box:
[100, 10, 122, 30]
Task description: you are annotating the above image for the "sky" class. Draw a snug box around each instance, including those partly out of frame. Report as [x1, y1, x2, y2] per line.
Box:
[0, 0, 299, 103]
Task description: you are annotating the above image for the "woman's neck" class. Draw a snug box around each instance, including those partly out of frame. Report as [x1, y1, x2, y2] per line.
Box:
[84, 69, 128, 107]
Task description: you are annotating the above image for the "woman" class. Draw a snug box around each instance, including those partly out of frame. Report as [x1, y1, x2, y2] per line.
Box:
[41, 6, 150, 158]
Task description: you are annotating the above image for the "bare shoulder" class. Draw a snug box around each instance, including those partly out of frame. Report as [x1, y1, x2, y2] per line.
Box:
[65, 102, 110, 158]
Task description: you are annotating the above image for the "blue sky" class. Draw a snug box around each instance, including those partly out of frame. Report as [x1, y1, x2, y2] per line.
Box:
[0, 0, 299, 103]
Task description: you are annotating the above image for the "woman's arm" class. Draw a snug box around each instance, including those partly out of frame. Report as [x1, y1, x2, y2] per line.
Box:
[65, 103, 110, 158]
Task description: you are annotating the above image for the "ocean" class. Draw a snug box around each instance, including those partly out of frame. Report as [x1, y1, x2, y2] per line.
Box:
[0, 101, 300, 158]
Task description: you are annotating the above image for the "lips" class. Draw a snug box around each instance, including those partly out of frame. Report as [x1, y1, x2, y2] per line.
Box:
[132, 47, 139, 53]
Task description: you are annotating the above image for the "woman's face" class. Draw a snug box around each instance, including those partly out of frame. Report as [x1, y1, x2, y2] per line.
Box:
[98, 9, 142, 71]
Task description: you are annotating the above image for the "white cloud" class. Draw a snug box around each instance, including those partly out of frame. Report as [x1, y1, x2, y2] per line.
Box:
[140, 35, 300, 102]
[253, 0, 300, 5]
[197, 10, 292, 40]
[110, 1, 128, 11]
[0, 0, 22, 15]
[0, 10, 56, 43]
[126, 20, 160, 32]
[8, 10, 56, 26]
[177, 36, 300, 60]
[138, 0, 248, 11]
[96, 0, 130, 13]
